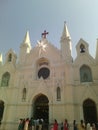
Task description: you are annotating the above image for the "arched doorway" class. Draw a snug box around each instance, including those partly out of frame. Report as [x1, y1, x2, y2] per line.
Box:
[83, 99, 97, 124]
[0, 100, 4, 124]
[33, 94, 49, 123]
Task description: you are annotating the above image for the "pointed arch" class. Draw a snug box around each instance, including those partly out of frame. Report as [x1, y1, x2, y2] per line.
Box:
[80, 65, 93, 82]
[32, 94, 49, 123]
[57, 87, 61, 101]
[83, 98, 97, 124]
[1, 72, 10, 86]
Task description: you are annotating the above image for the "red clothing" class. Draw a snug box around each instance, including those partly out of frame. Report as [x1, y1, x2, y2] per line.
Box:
[64, 122, 69, 130]
[53, 122, 58, 130]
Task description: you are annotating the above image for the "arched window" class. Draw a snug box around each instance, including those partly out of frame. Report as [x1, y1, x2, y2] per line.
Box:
[22, 87, 26, 101]
[1, 72, 10, 86]
[37, 57, 50, 79]
[80, 44, 85, 53]
[8, 53, 12, 62]
[80, 65, 93, 82]
[0, 100, 4, 124]
[57, 87, 61, 101]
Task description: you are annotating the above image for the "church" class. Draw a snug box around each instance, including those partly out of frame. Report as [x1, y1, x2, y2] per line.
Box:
[0, 23, 98, 130]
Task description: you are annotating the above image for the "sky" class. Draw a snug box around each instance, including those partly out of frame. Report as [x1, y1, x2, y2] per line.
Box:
[0, 0, 98, 60]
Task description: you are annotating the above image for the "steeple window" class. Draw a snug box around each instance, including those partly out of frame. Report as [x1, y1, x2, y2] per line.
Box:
[8, 53, 12, 62]
[80, 44, 85, 53]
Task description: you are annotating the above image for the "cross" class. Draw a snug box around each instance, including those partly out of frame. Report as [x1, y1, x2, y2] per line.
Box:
[42, 30, 49, 38]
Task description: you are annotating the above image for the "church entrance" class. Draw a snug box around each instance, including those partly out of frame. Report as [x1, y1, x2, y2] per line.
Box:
[33, 94, 49, 124]
[83, 99, 97, 124]
[0, 100, 4, 124]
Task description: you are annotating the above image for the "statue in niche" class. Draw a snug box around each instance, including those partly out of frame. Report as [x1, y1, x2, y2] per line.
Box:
[22, 87, 26, 101]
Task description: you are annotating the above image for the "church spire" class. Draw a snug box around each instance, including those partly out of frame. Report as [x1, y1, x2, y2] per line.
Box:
[60, 22, 72, 63]
[60, 21, 71, 42]
[19, 31, 32, 64]
[22, 31, 31, 48]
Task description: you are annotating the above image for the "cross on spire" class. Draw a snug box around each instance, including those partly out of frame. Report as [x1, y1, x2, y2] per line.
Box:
[42, 30, 49, 38]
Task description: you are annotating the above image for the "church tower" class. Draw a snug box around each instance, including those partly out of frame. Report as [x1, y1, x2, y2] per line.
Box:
[19, 31, 31, 64]
[60, 22, 72, 63]
[5, 49, 17, 65]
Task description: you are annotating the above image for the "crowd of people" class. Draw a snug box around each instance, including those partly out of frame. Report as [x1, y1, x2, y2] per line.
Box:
[73, 120, 97, 130]
[51, 119, 97, 130]
[18, 118, 98, 130]
[18, 117, 44, 130]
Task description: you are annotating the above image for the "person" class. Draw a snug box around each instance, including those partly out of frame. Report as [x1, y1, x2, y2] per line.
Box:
[92, 123, 96, 130]
[36, 119, 39, 130]
[34, 119, 37, 130]
[31, 117, 35, 130]
[61, 122, 64, 130]
[24, 118, 29, 130]
[73, 120, 78, 130]
[39, 119, 43, 130]
[22, 119, 25, 130]
[86, 123, 92, 130]
[28, 118, 32, 130]
[53, 119, 58, 130]
[18, 119, 24, 130]
[29, 117, 35, 130]
[77, 120, 86, 130]
[64, 119, 69, 130]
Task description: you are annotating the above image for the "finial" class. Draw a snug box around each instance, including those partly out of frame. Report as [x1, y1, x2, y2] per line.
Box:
[23, 31, 30, 43]
[64, 21, 66, 24]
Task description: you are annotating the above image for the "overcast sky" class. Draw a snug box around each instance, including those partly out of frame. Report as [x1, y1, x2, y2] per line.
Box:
[0, 0, 98, 60]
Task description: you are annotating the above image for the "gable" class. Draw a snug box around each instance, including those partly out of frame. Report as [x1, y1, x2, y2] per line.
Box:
[74, 38, 95, 65]
[25, 39, 62, 65]
[76, 38, 89, 56]
[74, 52, 95, 65]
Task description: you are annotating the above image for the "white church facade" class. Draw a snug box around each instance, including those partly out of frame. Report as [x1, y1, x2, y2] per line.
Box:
[0, 23, 98, 130]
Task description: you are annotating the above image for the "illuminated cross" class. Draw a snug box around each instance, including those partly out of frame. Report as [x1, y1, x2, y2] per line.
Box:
[42, 30, 49, 38]
[37, 40, 48, 56]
